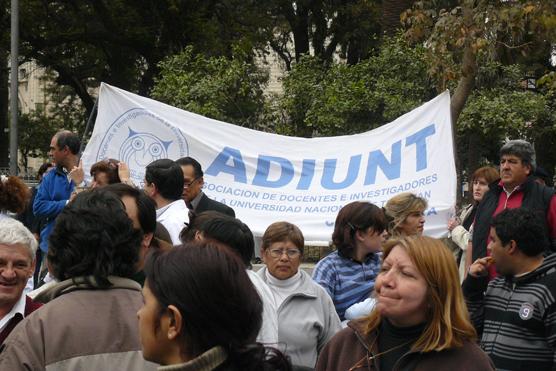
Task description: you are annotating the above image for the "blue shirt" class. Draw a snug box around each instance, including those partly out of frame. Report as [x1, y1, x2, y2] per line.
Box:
[312, 250, 381, 320]
[32, 167, 74, 252]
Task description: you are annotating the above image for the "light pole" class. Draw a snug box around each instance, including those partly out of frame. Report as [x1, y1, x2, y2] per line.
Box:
[9, 0, 18, 175]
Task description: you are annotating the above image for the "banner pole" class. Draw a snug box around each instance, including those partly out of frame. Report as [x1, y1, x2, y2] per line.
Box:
[79, 97, 99, 157]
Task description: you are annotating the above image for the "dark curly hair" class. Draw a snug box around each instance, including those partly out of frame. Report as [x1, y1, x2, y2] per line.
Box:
[48, 189, 142, 288]
[0, 176, 30, 214]
[491, 208, 547, 257]
[144, 242, 291, 370]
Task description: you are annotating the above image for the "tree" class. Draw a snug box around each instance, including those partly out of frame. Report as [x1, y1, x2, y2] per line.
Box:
[278, 35, 436, 137]
[18, 109, 57, 170]
[151, 46, 269, 129]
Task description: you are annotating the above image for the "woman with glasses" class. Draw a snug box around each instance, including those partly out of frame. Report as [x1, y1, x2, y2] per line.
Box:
[384, 193, 427, 238]
[315, 236, 494, 371]
[312, 202, 387, 321]
[257, 222, 341, 369]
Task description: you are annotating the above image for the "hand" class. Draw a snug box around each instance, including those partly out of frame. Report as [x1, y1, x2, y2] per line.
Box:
[69, 160, 84, 185]
[468, 257, 492, 278]
[447, 217, 460, 231]
[118, 161, 131, 183]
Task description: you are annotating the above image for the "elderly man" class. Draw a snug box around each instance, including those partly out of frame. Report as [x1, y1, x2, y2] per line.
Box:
[471, 140, 556, 279]
[0, 190, 156, 370]
[0, 219, 42, 344]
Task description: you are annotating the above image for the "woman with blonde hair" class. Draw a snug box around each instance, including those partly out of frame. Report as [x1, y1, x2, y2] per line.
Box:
[384, 193, 427, 238]
[315, 236, 493, 371]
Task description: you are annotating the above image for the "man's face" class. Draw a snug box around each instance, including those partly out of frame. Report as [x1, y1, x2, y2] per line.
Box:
[500, 154, 531, 190]
[0, 243, 34, 313]
[49, 135, 66, 167]
[181, 165, 203, 203]
[488, 227, 512, 276]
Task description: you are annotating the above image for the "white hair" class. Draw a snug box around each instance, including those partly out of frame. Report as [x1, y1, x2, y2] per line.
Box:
[0, 218, 37, 259]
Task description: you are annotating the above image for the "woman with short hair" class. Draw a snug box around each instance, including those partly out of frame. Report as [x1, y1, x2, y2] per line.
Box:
[312, 201, 387, 321]
[384, 193, 427, 238]
[315, 236, 494, 371]
[258, 221, 341, 368]
[138, 242, 291, 371]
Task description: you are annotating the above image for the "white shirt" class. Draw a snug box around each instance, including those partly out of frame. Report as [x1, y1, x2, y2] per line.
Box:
[264, 269, 302, 308]
[246, 269, 279, 345]
[0, 292, 26, 333]
[156, 199, 189, 246]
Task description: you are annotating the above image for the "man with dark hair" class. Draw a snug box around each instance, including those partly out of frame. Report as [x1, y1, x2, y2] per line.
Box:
[144, 159, 188, 245]
[104, 183, 157, 285]
[464, 208, 556, 370]
[471, 140, 556, 280]
[0, 190, 156, 370]
[195, 215, 278, 345]
[33, 130, 83, 255]
[176, 156, 235, 217]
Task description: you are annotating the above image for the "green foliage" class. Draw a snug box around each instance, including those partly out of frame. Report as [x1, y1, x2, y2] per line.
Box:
[279, 35, 435, 137]
[17, 109, 58, 170]
[151, 46, 269, 128]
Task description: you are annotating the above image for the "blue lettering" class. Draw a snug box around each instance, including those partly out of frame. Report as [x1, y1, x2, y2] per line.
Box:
[364, 141, 401, 185]
[297, 159, 315, 190]
[321, 155, 361, 190]
[405, 124, 435, 171]
[205, 146, 247, 183]
[252, 156, 294, 188]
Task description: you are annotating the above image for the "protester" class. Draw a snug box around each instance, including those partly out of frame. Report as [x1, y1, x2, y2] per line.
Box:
[0, 175, 30, 220]
[312, 201, 387, 321]
[464, 208, 556, 370]
[176, 156, 235, 217]
[90, 158, 121, 187]
[384, 192, 427, 238]
[144, 159, 188, 245]
[471, 140, 556, 281]
[0, 190, 156, 370]
[193, 215, 279, 345]
[257, 221, 341, 368]
[0, 219, 42, 344]
[138, 243, 290, 371]
[104, 183, 158, 286]
[33, 130, 82, 254]
[448, 166, 498, 281]
[179, 210, 226, 243]
[316, 236, 494, 371]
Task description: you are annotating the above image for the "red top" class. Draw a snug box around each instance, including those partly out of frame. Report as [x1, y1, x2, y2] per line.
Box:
[0, 296, 42, 345]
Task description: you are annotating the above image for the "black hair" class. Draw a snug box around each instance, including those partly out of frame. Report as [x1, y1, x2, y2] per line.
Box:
[332, 201, 387, 258]
[144, 243, 291, 371]
[176, 157, 204, 178]
[179, 210, 227, 243]
[499, 140, 536, 172]
[104, 183, 157, 235]
[55, 130, 80, 155]
[37, 162, 54, 178]
[145, 159, 184, 201]
[48, 189, 142, 287]
[197, 215, 254, 267]
[491, 208, 547, 257]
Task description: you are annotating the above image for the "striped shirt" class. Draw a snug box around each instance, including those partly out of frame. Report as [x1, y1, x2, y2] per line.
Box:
[312, 251, 381, 320]
[463, 253, 556, 371]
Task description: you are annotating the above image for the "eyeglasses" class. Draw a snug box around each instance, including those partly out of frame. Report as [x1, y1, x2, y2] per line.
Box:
[183, 177, 201, 188]
[268, 248, 301, 259]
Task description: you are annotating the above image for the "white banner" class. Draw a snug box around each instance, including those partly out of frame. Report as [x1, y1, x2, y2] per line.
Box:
[82, 83, 456, 241]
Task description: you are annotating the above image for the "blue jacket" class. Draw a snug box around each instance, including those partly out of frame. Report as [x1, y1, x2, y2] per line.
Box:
[33, 167, 74, 252]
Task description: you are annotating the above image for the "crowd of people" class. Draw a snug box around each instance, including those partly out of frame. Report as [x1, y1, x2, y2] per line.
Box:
[0, 130, 555, 370]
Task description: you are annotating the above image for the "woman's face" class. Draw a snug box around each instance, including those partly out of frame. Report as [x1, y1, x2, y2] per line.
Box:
[92, 171, 110, 188]
[137, 282, 169, 364]
[375, 246, 428, 327]
[262, 240, 302, 280]
[357, 227, 384, 254]
[472, 177, 489, 202]
[400, 210, 425, 236]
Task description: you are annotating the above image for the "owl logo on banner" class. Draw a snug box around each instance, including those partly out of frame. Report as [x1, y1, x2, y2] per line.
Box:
[96, 108, 189, 185]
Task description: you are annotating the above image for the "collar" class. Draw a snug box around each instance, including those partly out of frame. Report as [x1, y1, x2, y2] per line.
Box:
[259, 266, 319, 298]
[265, 268, 301, 289]
[156, 199, 185, 218]
[190, 191, 204, 210]
[0, 293, 26, 332]
[157, 346, 227, 371]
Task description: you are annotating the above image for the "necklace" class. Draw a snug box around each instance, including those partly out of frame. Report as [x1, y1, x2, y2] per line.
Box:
[348, 336, 413, 371]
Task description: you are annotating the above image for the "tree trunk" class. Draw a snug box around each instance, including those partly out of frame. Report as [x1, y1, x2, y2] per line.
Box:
[381, 0, 415, 36]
